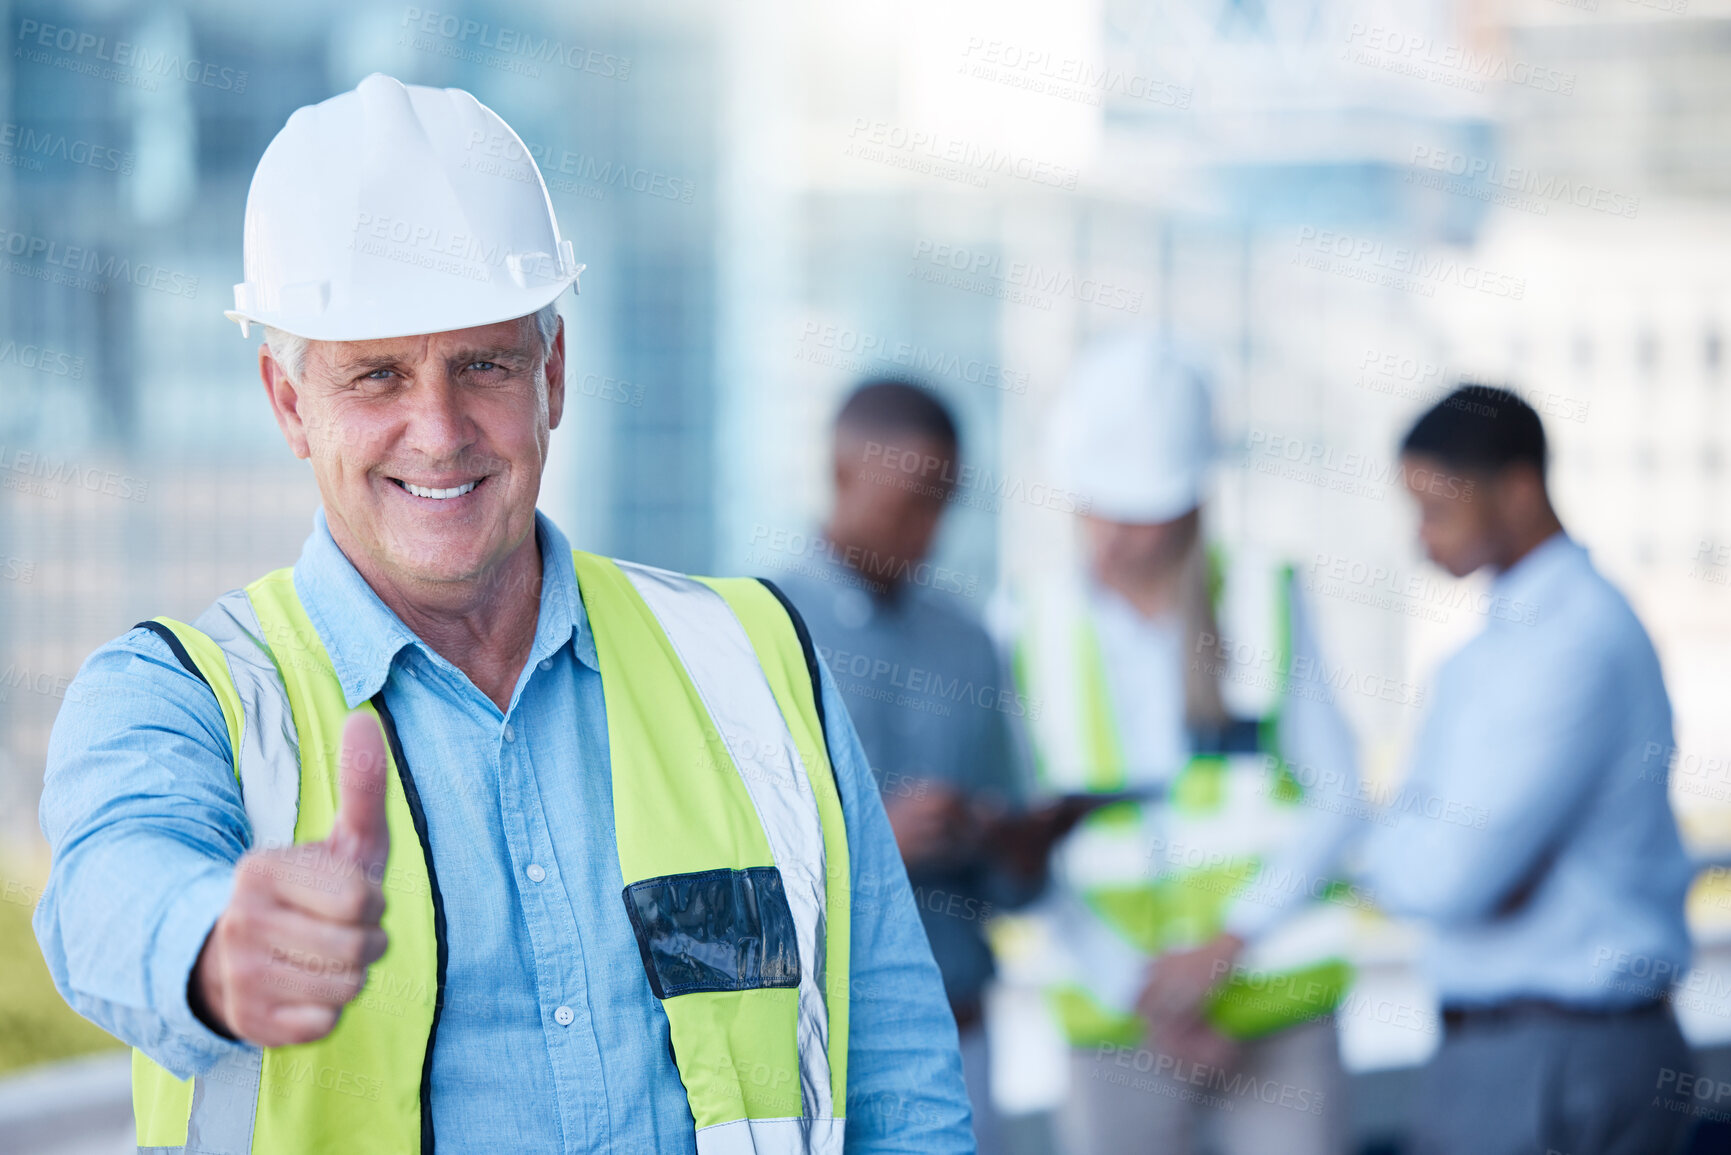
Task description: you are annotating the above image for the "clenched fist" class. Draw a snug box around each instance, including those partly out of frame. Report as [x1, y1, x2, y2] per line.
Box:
[190, 712, 393, 1047]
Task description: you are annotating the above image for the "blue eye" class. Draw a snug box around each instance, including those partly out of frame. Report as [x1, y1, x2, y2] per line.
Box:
[470, 361, 500, 372]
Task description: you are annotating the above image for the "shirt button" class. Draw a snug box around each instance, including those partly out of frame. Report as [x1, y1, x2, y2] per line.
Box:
[539, 658, 552, 671]
[526, 863, 546, 883]
[554, 1005, 574, 1026]
[503, 723, 515, 743]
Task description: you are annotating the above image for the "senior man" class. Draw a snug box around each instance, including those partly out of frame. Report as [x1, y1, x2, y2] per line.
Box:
[32, 74, 970, 1154]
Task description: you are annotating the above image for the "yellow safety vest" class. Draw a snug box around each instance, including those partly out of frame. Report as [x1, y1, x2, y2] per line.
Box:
[1013, 554, 1354, 1045]
[128, 552, 850, 1154]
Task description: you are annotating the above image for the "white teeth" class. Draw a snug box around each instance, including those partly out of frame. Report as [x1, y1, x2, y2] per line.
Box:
[401, 480, 478, 500]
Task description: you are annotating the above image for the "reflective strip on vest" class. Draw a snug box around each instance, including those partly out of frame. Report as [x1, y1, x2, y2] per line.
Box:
[193, 589, 302, 850]
[181, 1048, 264, 1155]
[616, 560, 837, 1135]
[173, 589, 300, 1153]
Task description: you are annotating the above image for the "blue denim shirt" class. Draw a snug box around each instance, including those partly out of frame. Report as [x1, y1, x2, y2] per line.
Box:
[33, 509, 972, 1153]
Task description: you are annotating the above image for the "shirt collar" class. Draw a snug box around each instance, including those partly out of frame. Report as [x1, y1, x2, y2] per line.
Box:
[292, 507, 598, 710]
[1489, 530, 1582, 621]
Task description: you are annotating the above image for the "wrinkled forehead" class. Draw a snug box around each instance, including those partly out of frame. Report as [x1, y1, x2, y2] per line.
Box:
[308, 315, 543, 377]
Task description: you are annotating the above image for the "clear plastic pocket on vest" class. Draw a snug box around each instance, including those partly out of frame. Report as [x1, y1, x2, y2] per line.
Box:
[621, 865, 802, 999]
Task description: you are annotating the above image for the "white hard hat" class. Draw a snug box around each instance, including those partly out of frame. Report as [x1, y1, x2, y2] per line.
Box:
[226, 73, 583, 342]
[1051, 331, 1216, 523]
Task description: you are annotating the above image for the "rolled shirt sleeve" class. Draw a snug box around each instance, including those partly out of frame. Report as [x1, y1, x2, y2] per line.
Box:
[1361, 631, 1613, 927]
[817, 653, 974, 1152]
[32, 627, 257, 1079]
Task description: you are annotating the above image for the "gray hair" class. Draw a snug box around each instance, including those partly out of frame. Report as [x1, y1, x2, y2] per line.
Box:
[264, 301, 561, 383]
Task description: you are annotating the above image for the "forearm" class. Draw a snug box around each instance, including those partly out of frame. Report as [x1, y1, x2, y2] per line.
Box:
[1362, 714, 1605, 924]
[34, 836, 244, 1076]
[32, 632, 256, 1076]
[1360, 801, 1528, 925]
[1225, 794, 1363, 940]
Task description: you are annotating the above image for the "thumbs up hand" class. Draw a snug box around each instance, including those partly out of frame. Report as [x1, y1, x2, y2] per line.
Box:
[190, 713, 394, 1046]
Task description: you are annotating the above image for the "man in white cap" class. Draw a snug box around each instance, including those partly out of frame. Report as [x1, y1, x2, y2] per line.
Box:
[1010, 331, 1362, 1154]
[32, 75, 970, 1153]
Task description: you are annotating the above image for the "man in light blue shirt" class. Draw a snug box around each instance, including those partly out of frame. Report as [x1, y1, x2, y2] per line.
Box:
[1362, 384, 1697, 1155]
[32, 73, 970, 1153]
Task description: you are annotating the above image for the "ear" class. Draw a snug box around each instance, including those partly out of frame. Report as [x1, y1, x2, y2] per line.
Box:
[544, 315, 567, 430]
[260, 343, 312, 460]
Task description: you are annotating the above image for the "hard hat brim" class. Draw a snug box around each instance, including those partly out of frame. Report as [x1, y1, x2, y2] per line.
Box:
[225, 267, 582, 342]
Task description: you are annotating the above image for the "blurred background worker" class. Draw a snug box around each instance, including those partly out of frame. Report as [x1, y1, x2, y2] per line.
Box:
[1361, 385, 1699, 1155]
[776, 379, 1081, 1155]
[1010, 332, 1363, 1155]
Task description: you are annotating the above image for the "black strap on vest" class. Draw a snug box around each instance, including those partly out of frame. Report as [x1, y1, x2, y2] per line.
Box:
[133, 620, 210, 689]
[754, 578, 829, 754]
[371, 692, 448, 1155]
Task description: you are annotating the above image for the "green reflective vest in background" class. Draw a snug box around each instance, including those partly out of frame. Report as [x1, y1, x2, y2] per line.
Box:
[1013, 552, 1354, 1047]
[129, 552, 851, 1155]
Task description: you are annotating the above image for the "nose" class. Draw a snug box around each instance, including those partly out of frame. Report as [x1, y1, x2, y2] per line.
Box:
[404, 370, 477, 469]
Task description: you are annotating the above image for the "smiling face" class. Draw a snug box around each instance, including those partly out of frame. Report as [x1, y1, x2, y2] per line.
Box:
[260, 314, 565, 600]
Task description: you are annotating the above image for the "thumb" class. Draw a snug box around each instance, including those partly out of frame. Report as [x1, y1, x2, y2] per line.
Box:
[328, 711, 390, 873]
